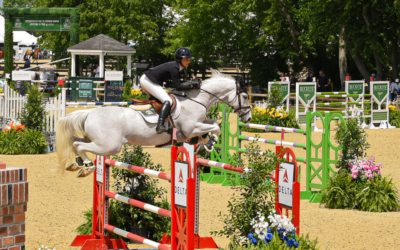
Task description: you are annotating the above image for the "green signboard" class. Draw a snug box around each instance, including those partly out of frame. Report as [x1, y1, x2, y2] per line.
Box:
[347, 82, 364, 95]
[270, 82, 289, 99]
[79, 81, 93, 98]
[298, 85, 316, 104]
[12, 16, 71, 31]
[372, 83, 388, 103]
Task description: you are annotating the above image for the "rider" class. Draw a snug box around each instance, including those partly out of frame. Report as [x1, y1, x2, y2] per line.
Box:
[141, 47, 200, 133]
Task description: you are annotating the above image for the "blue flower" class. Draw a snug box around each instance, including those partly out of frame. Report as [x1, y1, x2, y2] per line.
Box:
[268, 228, 271, 233]
[248, 233, 253, 240]
[251, 238, 258, 245]
[283, 236, 289, 242]
[287, 239, 295, 247]
[295, 243, 299, 248]
[265, 233, 273, 243]
[282, 228, 286, 232]
[278, 229, 282, 236]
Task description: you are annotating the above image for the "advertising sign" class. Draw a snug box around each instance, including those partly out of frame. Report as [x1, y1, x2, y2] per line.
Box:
[278, 162, 295, 208]
[12, 16, 71, 31]
[298, 84, 316, 105]
[105, 71, 123, 81]
[96, 156, 104, 184]
[174, 161, 189, 208]
[12, 71, 34, 81]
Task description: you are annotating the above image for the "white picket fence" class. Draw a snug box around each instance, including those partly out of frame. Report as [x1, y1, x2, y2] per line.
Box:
[0, 84, 66, 133]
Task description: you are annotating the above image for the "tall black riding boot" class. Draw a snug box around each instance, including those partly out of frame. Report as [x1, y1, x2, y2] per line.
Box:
[156, 101, 171, 134]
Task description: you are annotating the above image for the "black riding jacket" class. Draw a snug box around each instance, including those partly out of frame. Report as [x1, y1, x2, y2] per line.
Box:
[144, 61, 191, 91]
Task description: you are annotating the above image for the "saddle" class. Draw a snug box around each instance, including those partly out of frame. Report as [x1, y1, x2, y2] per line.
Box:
[130, 93, 177, 115]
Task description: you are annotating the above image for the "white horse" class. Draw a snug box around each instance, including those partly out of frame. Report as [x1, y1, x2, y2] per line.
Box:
[56, 70, 252, 177]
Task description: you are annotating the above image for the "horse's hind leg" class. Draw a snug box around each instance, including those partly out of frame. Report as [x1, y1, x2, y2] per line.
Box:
[65, 137, 86, 172]
[73, 141, 121, 178]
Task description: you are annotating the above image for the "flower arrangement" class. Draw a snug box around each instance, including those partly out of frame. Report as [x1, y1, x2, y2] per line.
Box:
[243, 106, 299, 132]
[246, 211, 299, 248]
[0, 88, 3, 93]
[2, 121, 25, 133]
[349, 156, 383, 182]
[131, 89, 143, 97]
[389, 105, 396, 111]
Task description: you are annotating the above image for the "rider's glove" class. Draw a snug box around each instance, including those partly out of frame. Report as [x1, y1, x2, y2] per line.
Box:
[191, 82, 201, 89]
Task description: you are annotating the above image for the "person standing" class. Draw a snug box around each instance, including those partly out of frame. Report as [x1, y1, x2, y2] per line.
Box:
[95, 64, 100, 77]
[317, 70, 332, 92]
[305, 71, 314, 82]
[18, 48, 23, 63]
[24, 58, 31, 69]
[389, 78, 398, 102]
[289, 74, 297, 105]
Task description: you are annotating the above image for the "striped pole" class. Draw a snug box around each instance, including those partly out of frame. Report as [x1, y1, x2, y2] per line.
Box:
[105, 191, 171, 218]
[104, 224, 171, 250]
[196, 158, 245, 173]
[238, 148, 307, 163]
[317, 102, 371, 106]
[317, 94, 371, 98]
[66, 101, 133, 106]
[39, 87, 105, 90]
[239, 122, 307, 134]
[239, 136, 307, 149]
[105, 159, 171, 181]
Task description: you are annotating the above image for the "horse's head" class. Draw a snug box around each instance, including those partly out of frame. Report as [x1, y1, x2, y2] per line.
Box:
[203, 70, 252, 122]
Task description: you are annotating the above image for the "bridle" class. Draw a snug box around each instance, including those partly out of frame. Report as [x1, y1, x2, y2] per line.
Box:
[197, 78, 251, 119]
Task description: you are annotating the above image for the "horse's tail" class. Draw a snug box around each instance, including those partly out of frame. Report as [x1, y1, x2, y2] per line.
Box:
[56, 110, 90, 172]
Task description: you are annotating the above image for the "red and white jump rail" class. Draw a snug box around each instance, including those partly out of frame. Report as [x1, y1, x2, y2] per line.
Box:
[105, 159, 171, 181]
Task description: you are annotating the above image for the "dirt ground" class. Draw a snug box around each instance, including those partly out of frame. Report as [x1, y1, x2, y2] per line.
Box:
[0, 108, 399, 250]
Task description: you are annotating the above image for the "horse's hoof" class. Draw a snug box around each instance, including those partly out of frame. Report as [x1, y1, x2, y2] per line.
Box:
[77, 167, 95, 178]
[194, 145, 206, 155]
[65, 163, 82, 172]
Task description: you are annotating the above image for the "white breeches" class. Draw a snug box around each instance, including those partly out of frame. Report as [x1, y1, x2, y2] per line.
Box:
[140, 74, 172, 105]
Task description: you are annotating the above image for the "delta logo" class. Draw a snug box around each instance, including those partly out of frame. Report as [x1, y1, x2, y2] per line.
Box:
[283, 169, 289, 183]
[178, 169, 184, 183]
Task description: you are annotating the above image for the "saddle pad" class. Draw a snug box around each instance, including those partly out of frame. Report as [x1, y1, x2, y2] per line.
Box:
[134, 96, 181, 124]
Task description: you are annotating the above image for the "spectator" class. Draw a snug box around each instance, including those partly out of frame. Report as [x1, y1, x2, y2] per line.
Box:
[305, 71, 314, 82]
[24, 58, 31, 69]
[289, 74, 297, 105]
[346, 72, 351, 80]
[389, 78, 398, 102]
[95, 64, 100, 77]
[317, 70, 332, 92]
[15, 66, 21, 92]
[18, 48, 23, 63]
[370, 73, 376, 82]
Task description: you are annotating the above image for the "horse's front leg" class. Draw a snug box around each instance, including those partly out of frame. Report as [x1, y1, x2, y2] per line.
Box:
[189, 121, 220, 154]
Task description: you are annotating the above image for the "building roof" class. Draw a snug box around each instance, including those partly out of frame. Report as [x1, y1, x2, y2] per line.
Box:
[67, 34, 136, 54]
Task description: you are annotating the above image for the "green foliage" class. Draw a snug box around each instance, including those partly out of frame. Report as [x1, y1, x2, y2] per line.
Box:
[334, 118, 369, 172]
[357, 177, 400, 212]
[206, 104, 221, 121]
[122, 80, 132, 102]
[389, 107, 400, 128]
[110, 145, 171, 241]
[21, 85, 47, 131]
[228, 232, 319, 250]
[320, 172, 359, 209]
[0, 128, 47, 154]
[267, 85, 284, 110]
[211, 140, 280, 239]
[321, 173, 400, 212]
[75, 208, 93, 235]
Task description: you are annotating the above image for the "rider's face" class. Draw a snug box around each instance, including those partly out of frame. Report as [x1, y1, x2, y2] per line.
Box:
[181, 58, 190, 68]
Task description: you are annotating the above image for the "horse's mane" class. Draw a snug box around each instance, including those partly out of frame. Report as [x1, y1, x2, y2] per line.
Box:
[202, 69, 234, 85]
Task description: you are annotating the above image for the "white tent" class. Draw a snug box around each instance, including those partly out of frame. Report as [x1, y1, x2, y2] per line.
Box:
[0, 15, 38, 45]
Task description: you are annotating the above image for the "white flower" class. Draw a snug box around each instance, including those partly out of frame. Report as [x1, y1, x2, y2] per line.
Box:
[259, 216, 265, 222]
[244, 168, 250, 173]
[260, 221, 269, 228]
[255, 228, 260, 234]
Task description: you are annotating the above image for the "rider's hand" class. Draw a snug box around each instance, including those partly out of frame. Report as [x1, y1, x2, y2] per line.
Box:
[192, 82, 201, 89]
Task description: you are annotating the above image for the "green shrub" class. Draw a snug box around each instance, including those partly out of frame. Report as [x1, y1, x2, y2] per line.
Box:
[21, 85, 47, 131]
[334, 118, 369, 172]
[321, 173, 400, 212]
[0, 128, 47, 154]
[320, 172, 359, 209]
[356, 177, 400, 212]
[122, 79, 132, 101]
[389, 105, 400, 128]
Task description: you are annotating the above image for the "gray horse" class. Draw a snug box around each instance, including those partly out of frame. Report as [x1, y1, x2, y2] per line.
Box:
[56, 70, 252, 177]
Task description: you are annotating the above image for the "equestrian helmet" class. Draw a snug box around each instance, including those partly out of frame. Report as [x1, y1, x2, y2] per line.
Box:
[175, 47, 192, 63]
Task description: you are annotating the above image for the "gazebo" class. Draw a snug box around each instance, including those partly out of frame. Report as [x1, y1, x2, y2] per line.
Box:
[67, 34, 136, 77]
